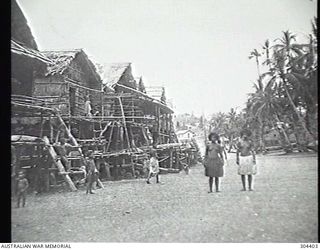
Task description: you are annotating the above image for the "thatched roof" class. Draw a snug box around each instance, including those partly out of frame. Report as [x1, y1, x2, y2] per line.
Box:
[41, 49, 102, 83]
[11, 40, 52, 64]
[113, 84, 174, 114]
[11, 0, 38, 50]
[42, 50, 81, 75]
[100, 63, 131, 88]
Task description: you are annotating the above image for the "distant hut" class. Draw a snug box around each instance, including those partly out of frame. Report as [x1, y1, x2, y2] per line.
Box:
[100, 63, 136, 93]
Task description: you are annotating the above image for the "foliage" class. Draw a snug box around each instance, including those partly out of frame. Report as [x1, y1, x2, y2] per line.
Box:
[244, 19, 318, 151]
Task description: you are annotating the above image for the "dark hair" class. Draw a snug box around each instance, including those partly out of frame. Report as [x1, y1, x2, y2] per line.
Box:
[208, 132, 220, 142]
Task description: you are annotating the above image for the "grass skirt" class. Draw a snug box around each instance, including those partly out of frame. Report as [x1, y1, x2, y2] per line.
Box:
[238, 155, 257, 175]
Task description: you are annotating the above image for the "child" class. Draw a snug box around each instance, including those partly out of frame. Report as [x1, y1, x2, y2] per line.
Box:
[85, 152, 98, 194]
[16, 171, 29, 208]
[146, 151, 160, 184]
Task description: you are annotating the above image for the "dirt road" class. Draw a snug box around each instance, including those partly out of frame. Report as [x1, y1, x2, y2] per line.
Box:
[12, 152, 318, 242]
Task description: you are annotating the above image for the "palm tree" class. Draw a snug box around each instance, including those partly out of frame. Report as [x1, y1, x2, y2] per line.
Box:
[210, 112, 227, 133]
[247, 78, 293, 152]
[226, 108, 241, 152]
[269, 30, 316, 142]
[249, 49, 262, 79]
[262, 39, 272, 69]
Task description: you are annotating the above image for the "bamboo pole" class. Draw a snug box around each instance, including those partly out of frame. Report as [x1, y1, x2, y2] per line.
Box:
[99, 121, 111, 138]
[117, 97, 136, 177]
[39, 117, 45, 138]
[56, 113, 105, 188]
[169, 149, 173, 168]
[141, 126, 149, 146]
[49, 118, 54, 143]
[106, 121, 115, 152]
[56, 114, 81, 148]
[43, 136, 77, 191]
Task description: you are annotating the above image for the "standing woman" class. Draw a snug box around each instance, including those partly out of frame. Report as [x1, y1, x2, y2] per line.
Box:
[204, 132, 224, 193]
[236, 130, 257, 191]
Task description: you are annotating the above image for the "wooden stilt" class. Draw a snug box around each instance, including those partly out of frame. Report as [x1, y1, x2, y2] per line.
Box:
[169, 149, 173, 169]
[49, 118, 54, 143]
[116, 125, 121, 151]
[105, 121, 115, 152]
[44, 166, 50, 192]
[43, 136, 77, 191]
[39, 116, 45, 138]
[100, 121, 112, 138]
[141, 126, 149, 146]
[56, 113, 105, 189]
[117, 97, 136, 177]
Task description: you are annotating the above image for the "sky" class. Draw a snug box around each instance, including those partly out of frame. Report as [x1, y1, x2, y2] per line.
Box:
[17, 0, 317, 117]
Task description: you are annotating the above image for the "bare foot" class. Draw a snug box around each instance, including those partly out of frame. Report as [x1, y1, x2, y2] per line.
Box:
[208, 191, 213, 193]
[249, 188, 254, 191]
[240, 188, 246, 191]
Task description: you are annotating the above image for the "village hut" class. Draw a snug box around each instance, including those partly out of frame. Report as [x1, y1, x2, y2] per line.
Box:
[11, 0, 55, 137]
[11, 0, 49, 97]
[32, 49, 106, 140]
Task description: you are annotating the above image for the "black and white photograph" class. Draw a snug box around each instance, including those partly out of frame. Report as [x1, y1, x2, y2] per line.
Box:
[10, 0, 317, 244]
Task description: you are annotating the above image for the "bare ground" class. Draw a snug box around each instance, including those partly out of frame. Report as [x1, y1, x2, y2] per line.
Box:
[11, 152, 318, 242]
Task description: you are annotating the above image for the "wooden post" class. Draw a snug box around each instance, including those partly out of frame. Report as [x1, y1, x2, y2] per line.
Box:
[116, 125, 121, 151]
[141, 126, 149, 146]
[131, 96, 135, 123]
[44, 166, 50, 192]
[105, 121, 115, 152]
[99, 121, 111, 138]
[49, 118, 54, 143]
[43, 136, 77, 192]
[56, 113, 105, 189]
[118, 97, 135, 177]
[39, 116, 45, 138]
[169, 148, 173, 169]
[158, 107, 161, 144]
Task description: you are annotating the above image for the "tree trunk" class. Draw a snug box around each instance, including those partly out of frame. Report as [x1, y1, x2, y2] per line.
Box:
[228, 134, 234, 153]
[282, 79, 315, 142]
[258, 118, 266, 153]
[274, 114, 293, 152]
